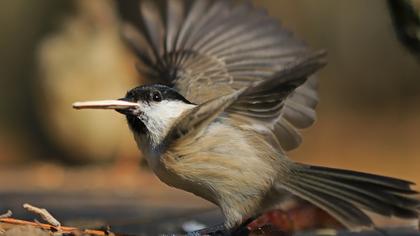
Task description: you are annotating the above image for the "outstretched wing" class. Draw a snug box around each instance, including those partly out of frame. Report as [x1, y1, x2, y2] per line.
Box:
[123, 0, 325, 151]
[227, 52, 325, 151]
[162, 54, 325, 152]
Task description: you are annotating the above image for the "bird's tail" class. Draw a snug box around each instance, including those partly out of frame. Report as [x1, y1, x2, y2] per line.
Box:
[280, 163, 420, 229]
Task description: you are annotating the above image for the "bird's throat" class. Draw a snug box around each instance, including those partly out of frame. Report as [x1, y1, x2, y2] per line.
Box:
[126, 115, 147, 134]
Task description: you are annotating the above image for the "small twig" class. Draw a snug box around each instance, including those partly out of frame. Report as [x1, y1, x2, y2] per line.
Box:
[0, 210, 12, 219]
[23, 203, 61, 228]
[0, 218, 112, 236]
[0, 203, 118, 235]
[0, 211, 11, 235]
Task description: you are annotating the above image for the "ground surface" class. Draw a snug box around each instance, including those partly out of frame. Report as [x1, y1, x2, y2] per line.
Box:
[0, 164, 219, 235]
[1, 163, 419, 235]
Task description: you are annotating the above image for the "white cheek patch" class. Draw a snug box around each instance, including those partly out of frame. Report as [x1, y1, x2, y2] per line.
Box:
[139, 100, 195, 147]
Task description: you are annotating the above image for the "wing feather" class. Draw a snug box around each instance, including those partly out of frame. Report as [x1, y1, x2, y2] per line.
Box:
[274, 118, 303, 152]
[165, 0, 184, 52]
[161, 88, 247, 150]
[122, 0, 327, 151]
[282, 101, 317, 129]
[175, 0, 211, 51]
[140, 1, 164, 57]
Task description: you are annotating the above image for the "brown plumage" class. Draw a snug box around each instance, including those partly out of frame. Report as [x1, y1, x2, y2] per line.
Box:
[73, 0, 420, 233]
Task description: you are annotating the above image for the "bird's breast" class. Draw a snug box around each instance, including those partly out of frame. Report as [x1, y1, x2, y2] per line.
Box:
[154, 121, 281, 226]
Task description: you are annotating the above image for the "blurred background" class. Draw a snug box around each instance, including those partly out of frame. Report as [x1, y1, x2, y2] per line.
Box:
[0, 0, 419, 234]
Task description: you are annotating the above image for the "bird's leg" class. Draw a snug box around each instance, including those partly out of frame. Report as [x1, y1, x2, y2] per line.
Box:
[186, 216, 259, 236]
[228, 216, 259, 236]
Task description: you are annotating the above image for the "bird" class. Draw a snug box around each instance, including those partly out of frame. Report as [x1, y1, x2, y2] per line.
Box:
[72, 0, 420, 234]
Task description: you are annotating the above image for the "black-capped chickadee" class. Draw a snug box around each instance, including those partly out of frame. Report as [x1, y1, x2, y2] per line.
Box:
[73, 0, 419, 234]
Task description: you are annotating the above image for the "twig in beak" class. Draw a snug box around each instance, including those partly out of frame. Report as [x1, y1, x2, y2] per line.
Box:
[72, 100, 139, 110]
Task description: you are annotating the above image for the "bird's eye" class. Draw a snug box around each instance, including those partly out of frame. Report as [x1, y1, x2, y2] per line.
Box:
[152, 91, 162, 102]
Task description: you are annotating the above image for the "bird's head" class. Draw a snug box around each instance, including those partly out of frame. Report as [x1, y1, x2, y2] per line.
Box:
[73, 84, 196, 149]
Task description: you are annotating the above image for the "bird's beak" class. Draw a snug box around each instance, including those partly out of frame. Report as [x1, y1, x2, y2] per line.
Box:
[72, 99, 140, 115]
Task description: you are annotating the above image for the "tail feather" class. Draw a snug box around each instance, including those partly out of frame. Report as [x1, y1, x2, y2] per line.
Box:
[283, 179, 374, 228]
[281, 163, 420, 229]
[304, 165, 417, 193]
[295, 172, 418, 218]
